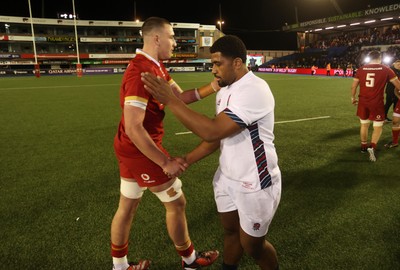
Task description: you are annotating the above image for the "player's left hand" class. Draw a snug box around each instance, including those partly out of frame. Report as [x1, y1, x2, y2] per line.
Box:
[210, 78, 221, 92]
[174, 156, 189, 169]
[141, 72, 177, 105]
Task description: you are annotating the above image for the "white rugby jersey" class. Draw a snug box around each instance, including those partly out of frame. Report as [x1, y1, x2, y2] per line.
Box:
[215, 71, 280, 192]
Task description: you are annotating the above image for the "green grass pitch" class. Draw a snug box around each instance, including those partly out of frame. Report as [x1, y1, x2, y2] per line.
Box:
[0, 73, 399, 269]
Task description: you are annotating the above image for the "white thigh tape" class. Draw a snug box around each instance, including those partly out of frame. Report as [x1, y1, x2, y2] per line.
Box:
[153, 178, 183, 202]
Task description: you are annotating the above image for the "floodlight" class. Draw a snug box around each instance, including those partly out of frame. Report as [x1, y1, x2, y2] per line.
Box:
[383, 56, 392, 64]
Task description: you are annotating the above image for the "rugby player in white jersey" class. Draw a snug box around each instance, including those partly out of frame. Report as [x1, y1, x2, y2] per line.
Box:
[142, 35, 281, 270]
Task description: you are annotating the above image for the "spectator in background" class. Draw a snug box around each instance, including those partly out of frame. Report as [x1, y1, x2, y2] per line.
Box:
[249, 57, 257, 71]
[351, 50, 400, 162]
[384, 59, 400, 122]
[311, 65, 317, 75]
[342, 64, 347, 77]
[326, 62, 331, 76]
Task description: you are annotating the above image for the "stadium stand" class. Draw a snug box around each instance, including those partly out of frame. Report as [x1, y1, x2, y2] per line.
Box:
[0, 15, 221, 76]
[259, 2, 400, 76]
[1, 3, 399, 77]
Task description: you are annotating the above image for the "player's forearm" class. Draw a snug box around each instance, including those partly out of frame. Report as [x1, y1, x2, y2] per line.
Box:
[351, 86, 356, 97]
[126, 127, 168, 168]
[184, 140, 220, 165]
[168, 98, 219, 142]
[179, 83, 219, 104]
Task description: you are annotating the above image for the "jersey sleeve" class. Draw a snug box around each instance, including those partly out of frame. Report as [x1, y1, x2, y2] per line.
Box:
[123, 63, 153, 110]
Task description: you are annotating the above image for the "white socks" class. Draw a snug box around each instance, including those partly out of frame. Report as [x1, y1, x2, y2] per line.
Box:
[182, 250, 196, 265]
[113, 256, 129, 270]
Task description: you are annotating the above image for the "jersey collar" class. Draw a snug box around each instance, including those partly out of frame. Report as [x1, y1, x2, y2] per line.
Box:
[136, 49, 161, 67]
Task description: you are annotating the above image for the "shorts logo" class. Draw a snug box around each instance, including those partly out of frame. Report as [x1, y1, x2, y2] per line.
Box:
[167, 187, 178, 198]
[253, 223, 260, 231]
[242, 182, 255, 190]
[141, 174, 150, 181]
[140, 173, 155, 184]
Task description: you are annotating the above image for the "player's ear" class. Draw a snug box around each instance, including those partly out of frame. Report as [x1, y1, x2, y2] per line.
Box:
[153, 32, 160, 46]
[233, 57, 243, 68]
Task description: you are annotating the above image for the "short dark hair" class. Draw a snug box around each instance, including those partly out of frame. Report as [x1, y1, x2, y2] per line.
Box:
[210, 35, 247, 63]
[141, 17, 171, 36]
[368, 50, 381, 60]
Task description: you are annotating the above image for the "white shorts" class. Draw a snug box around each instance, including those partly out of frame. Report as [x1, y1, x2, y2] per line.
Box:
[213, 168, 281, 237]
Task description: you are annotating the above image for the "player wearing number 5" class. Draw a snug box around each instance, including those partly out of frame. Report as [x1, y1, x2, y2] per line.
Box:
[350, 50, 400, 161]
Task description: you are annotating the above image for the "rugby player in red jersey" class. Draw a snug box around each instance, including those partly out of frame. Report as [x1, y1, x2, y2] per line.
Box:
[111, 17, 219, 270]
[351, 50, 400, 161]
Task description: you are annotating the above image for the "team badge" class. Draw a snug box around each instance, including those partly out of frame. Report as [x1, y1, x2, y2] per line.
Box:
[253, 223, 261, 231]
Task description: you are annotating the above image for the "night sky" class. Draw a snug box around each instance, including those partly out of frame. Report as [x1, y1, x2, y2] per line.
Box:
[1, 0, 398, 50]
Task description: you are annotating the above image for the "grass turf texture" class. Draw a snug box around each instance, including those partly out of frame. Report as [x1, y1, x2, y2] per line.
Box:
[0, 73, 399, 270]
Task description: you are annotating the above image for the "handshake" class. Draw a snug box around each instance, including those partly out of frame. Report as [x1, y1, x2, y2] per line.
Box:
[162, 156, 189, 179]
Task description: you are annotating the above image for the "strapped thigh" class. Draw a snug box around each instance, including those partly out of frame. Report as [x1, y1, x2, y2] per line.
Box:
[152, 178, 183, 202]
[120, 178, 147, 199]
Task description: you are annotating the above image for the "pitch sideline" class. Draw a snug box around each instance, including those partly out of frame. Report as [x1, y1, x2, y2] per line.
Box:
[175, 116, 331, 135]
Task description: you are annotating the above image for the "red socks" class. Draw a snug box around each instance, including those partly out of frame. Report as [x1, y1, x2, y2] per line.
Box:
[111, 241, 129, 258]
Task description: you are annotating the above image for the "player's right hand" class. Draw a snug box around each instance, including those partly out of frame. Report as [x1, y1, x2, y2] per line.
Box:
[162, 158, 187, 178]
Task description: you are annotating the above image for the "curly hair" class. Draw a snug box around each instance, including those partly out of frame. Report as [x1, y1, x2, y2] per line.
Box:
[210, 35, 247, 63]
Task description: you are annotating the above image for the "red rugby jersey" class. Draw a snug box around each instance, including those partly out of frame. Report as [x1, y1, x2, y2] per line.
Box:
[355, 64, 397, 106]
[114, 51, 172, 158]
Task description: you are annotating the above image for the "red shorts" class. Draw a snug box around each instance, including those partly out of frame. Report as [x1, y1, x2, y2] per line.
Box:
[357, 102, 385, 121]
[116, 153, 171, 187]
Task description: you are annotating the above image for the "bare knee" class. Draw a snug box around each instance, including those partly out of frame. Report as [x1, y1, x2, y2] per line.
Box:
[241, 236, 277, 264]
[242, 240, 264, 260]
[116, 196, 141, 219]
[163, 194, 187, 213]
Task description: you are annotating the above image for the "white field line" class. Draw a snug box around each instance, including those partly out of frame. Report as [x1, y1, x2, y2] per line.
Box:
[175, 131, 194, 135]
[0, 83, 119, 90]
[175, 116, 331, 135]
[275, 115, 330, 124]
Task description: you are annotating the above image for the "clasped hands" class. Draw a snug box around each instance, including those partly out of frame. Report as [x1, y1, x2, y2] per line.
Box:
[162, 157, 189, 179]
